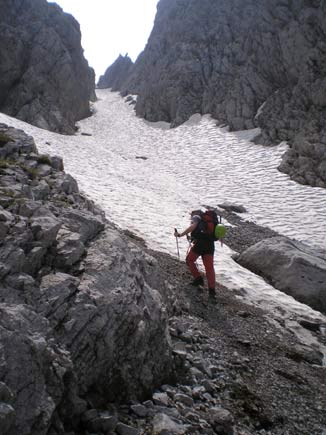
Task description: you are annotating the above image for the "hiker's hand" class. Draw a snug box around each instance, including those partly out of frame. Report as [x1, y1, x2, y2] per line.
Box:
[174, 229, 180, 237]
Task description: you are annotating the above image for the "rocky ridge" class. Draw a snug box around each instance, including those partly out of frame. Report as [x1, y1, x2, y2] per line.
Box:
[0, 124, 325, 434]
[0, 0, 95, 134]
[102, 0, 326, 188]
[98, 55, 134, 91]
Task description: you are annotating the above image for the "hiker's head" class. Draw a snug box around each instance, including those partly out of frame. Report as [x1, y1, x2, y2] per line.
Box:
[191, 211, 201, 224]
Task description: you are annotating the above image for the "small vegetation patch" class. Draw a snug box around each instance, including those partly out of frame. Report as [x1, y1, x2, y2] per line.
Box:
[37, 154, 52, 165]
[20, 164, 39, 180]
[0, 133, 13, 147]
[0, 158, 15, 168]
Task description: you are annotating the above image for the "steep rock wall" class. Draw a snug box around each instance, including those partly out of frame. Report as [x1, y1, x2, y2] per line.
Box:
[0, 0, 95, 134]
[0, 124, 174, 434]
[112, 0, 326, 187]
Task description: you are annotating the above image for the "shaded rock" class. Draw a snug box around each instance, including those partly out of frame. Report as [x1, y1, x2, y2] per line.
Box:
[0, 304, 72, 435]
[61, 209, 105, 244]
[0, 403, 15, 434]
[116, 422, 140, 435]
[56, 173, 79, 194]
[0, 382, 14, 403]
[131, 404, 149, 417]
[97, 54, 134, 90]
[0, 0, 95, 134]
[237, 236, 326, 313]
[0, 246, 26, 275]
[206, 408, 234, 435]
[218, 203, 247, 213]
[152, 413, 186, 434]
[30, 214, 62, 247]
[38, 273, 79, 320]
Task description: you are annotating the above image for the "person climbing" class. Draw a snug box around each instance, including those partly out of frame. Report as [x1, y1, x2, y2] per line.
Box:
[174, 211, 216, 297]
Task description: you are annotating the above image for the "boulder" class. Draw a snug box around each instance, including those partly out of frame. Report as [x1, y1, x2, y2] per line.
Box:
[237, 236, 326, 313]
[54, 228, 174, 402]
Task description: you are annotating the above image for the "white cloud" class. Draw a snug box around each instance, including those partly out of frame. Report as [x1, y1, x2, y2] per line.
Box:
[48, 0, 158, 79]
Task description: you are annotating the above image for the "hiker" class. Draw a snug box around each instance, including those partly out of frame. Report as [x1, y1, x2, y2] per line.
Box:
[174, 211, 216, 296]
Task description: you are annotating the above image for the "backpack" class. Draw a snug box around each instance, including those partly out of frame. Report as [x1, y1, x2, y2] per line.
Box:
[191, 209, 227, 241]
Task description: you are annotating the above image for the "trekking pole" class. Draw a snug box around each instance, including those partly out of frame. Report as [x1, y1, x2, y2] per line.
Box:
[175, 228, 180, 260]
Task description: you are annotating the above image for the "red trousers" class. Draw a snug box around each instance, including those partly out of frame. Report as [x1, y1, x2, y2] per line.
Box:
[186, 249, 215, 289]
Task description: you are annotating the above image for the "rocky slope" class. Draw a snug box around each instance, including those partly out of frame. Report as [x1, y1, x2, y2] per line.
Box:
[104, 0, 326, 188]
[0, 124, 176, 434]
[0, 0, 95, 134]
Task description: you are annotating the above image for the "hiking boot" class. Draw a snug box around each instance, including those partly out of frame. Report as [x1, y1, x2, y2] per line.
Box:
[208, 288, 216, 298]
[191, 276, 204, 286]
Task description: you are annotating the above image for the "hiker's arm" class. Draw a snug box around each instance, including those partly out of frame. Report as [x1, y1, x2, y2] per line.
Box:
[175, 222, 197, 237]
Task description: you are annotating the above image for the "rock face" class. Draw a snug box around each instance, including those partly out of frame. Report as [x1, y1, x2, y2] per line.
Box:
[236, 236, 326, 313]
[97, 54, 134, 90]
[0, 0, 95, 134]
[106, 0, 326, 187]
[0, 123, 174, 435]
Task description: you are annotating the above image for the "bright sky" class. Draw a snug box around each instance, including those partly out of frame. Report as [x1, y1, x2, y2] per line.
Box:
[49, 0, 158, 79]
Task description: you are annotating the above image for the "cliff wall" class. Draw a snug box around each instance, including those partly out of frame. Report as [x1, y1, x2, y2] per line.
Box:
[0, 0, 95, 134]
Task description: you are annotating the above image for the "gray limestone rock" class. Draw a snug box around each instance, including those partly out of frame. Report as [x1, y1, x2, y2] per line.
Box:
[0, 403, 15, 434]
[116, 422, 140, 435]
[152, 413, 186, 434]
[237, 236, 326, 313]
[0, 0, 95, 134]
[107, 0, 326, 188]
[0, 304, 72, 435]
[97, 54, 134, 91]
[55, 229, 86, 268]
[30, 214, 62, 248]
[206, 408, 234, 435]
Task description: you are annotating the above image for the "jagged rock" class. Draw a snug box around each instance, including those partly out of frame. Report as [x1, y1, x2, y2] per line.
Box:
[107, 0, 326, 187]
[55, 228, 86, 268]
[83, 410, 118, 433]
[31, 179, 51, 200]
[237, 236, 326, 313]
[30, 214, 62, 247]
[174, 393, 194, 407]
[0, 403, 15, 434]
[23, 246, 47, 276]
[56, 173, 79, 194]
[153, 392, 170, 406]
[0, 0, 95, 134]
[49, 155, 64, 171]
[0, 245, 26, 275]
[0, 304, 72, 435]
[116, 422, 140, 435]
[61, 209, 105, 244]
[152, 413, 186, 434]
[206, 408, 234, 435]
[59, 228, 173, 402]
[131, 404, 149, 417]
[97, 54, 134, 90]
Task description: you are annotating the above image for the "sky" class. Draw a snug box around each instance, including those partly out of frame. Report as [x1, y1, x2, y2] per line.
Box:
[48, 0, 158, 79]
